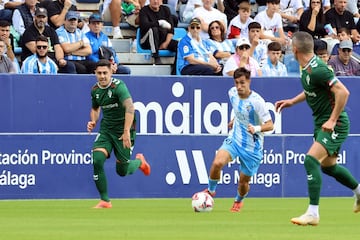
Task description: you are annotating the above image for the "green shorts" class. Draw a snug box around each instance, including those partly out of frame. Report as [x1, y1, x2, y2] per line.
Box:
[314, 118, 349, 156]
[92, 129, 136, 163]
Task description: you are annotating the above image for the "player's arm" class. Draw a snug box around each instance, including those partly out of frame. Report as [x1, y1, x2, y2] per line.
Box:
[119, 97, 135, 149]
[248, 120, 274, 134]
[275, 91, 306, 112]
[323, 81, 349, 132]
[87, 107, 100, 132]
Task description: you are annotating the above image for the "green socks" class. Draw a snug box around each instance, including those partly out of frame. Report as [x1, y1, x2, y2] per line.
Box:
[116, 159, 141, 176]
[92, 151, 109, 202]
[304, 155, 322, 205]
[321, 164, 359, 190]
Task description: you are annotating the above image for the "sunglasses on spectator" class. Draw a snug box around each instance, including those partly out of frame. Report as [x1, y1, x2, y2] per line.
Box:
[341, 48, 352, 53]
[238, 45, 250, 50]
[36, 45, 48, 50]
[311, 1, 321, 4]
[210, 26, 220, 30]
[190, 25, 201, 30]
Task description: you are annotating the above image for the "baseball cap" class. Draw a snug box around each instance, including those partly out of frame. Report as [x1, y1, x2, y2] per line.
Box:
[189, 18, 201, 25]
[236, 38, 251, 47]
[65, 11, 79, 20]
[339, 40, 353, 50]
[35, 7, 47, 17]
[89, 13, 103, 23]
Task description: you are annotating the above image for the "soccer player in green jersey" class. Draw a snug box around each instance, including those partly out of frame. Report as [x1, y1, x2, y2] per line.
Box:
[275, 31, 360, 226]
[87, 59, 151, 208]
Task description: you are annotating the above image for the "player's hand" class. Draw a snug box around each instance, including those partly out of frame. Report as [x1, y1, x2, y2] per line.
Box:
[248, 124, 256, 134]
[87, 121, 96, 133]
[275, 99, 293, 113]
[119, 130, 131, 149]
[322, 119, 336, 132]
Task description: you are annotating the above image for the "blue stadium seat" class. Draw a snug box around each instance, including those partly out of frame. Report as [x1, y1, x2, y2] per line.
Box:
[136, 27, 186, 57]
[283, 53, 300, 75]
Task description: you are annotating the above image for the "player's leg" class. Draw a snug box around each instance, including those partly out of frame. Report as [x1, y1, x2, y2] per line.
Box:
[113, 131, 150, 176]
[204, 149, 233, 197]
[321, 157, 360, 213]
[93, 148, 112, 208]
[291, 141, 327, 225]
[230, 151, 262, 212]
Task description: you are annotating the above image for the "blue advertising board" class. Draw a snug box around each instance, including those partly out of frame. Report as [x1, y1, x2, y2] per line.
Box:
[0, 74, 359, 199]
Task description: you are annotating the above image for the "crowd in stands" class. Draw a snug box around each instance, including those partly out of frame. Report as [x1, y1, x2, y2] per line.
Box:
[0, 0, 360, 76]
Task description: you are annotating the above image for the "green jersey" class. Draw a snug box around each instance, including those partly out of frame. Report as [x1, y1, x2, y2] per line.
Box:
[91, 78, 134, 133]
[300, 55, 348, 128]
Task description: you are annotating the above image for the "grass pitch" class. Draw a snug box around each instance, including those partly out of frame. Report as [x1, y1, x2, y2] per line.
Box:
[1, 197, 359, 240]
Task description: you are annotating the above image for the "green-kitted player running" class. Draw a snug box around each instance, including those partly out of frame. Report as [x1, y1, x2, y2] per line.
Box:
[275, 32, 360, 226]
[87, 59, 151, 209]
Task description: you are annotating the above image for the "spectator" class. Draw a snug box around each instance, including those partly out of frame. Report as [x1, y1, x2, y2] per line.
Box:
[248, 21, 268, 68]
[56, 11, 95, 74]
[177, 17, 222, 75]
[85, 13, 130, 74]
[0, 0, 23, 23]
[204, 20, 235, 65]
[223, 37, 262, 76]
[0, 20, 20, 72]
[21, 7, 75, 73]
[279, 0, 304, 32]
[21, 35, 58, 74]
[0, 39, 16, 73]
[328, 39, 360, 76]
[254, 0, 287, 45]
[193, 0, 228, 39]
[46, 0, 77, 29]
[302, 0, 330, 12]
[346, 0, 360, 18]
[12, 0, 38, 37]
[121, 0, 141, 28]
[261, 41, 287, 76]
[314, 39, 330, 64]
[330, 28, 360, 56]
[227, 1, 254, 41]
[299, 0, 327, 39]
[139, 0, 178, 64]
[325, 0, 360, 43]
[181, 0, 202, 23]
[101, 0, 124, 39]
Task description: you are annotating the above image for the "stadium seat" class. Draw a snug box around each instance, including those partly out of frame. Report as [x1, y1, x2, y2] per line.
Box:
[283, 53, 300, 75]
[136, 27, 186, 57]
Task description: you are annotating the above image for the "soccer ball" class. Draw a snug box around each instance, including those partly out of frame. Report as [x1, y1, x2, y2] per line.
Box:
[191, 191, 214, 212]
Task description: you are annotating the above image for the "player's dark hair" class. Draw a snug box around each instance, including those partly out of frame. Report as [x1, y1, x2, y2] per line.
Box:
[248, 22, 261, 30]
[268, 41, 282, 51]
[338, 27, 350, 36]
[96, 59, 112, 69]
[292, 31, 314, 54]
[233, 67, 251, 79]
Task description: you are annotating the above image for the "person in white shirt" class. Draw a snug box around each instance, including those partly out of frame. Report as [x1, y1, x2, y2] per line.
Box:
[193, 0, 227, 39]
[254, 0, 287, 45]
[227, 1, 254, 43]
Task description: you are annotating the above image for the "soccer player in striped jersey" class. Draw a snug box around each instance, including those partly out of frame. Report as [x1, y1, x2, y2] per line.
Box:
[204, 67, 274, 212]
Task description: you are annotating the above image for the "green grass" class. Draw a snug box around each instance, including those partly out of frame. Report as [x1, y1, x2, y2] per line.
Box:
[0, 197, 359, 240]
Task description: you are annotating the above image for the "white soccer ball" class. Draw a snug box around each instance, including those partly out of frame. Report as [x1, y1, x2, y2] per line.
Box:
[191, 191, 214, 212]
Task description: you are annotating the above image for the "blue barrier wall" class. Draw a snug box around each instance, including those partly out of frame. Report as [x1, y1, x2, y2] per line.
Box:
[0, 74, 359, 199]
